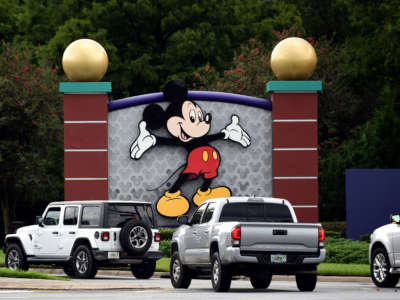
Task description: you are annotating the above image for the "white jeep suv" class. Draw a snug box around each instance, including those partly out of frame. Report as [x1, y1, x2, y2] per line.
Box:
[3, 201, 162, 279]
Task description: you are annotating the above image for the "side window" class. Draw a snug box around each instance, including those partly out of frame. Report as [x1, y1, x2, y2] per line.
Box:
[190, 204, 207, 225]
[43, 207, 61, 226]
[202, 203, 216, 223]
[64, 206, 79, 225]
[81, 206, 101, 226]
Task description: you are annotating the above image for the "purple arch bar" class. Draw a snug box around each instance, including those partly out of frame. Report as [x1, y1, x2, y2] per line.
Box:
[108, 91, 272, 111]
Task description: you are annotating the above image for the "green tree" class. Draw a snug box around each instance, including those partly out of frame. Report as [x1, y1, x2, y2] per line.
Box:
[0, 43, 63, 234]
[36, 0, 301, 98]
[319, 88, 400, 220]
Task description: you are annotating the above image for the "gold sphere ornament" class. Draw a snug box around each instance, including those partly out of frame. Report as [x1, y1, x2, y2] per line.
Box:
[270, 37, 317, 80]
[62, 39, 108, 82]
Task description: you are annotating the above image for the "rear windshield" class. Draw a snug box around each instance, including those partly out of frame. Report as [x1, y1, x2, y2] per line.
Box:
[106, 204, 156, 227]
[219, 203, 293, 223]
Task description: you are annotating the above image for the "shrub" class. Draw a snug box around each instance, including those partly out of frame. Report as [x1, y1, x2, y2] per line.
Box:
[159, 228, 177, 241]
[321, 221, 346, 237]
[325, 237, 369, 264]
[159, 240, 171, 258]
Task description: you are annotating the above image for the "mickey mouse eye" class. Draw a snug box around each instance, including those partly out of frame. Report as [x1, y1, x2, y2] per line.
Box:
[198, 111, 203, 122]
[189, 109, 196, 123]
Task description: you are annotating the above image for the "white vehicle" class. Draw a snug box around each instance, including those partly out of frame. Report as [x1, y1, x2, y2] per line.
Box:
[369, 213, 400, 287]
[3, 201, 162, 279]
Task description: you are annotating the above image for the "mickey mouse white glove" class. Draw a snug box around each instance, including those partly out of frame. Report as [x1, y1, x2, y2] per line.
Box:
[130, 121, 156, 159]
[221, 115, 251, 147]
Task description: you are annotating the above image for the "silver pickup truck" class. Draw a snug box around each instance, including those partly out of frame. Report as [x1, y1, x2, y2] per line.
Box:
[170, 197, 326, 292]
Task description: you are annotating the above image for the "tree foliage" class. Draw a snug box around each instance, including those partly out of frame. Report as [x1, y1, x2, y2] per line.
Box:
[0, 43, 63, 234]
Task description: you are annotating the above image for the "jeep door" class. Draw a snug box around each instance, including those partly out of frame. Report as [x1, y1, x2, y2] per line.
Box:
[34, 206, 61, 255]
[58, 206, 80, 256]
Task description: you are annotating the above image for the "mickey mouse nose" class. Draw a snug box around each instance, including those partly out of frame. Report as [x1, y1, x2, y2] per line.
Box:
[205, 113, 212, 124]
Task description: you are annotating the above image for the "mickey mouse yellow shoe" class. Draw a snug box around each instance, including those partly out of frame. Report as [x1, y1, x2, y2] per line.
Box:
[156, 190, 190, 218]
[192, 186, 231, 206]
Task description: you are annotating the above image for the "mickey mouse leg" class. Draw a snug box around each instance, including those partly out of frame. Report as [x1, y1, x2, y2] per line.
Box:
[193, 178, 231, 207]
[156, 174, 190, 218]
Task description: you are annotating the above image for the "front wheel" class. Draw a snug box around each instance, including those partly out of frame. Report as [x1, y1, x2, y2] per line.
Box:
[296, 273, 317, 291]
[72, 245, 98, 279]
[211, 252, 232, 292]
[131, 260, 156, 279]
[5, 243, 29, 271]
[170, 252, 192, 288]
[371, 247, 399, 287]
[250, 271, 272, 289]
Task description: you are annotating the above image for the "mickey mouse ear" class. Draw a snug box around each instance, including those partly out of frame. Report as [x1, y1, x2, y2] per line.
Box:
[163, 80, 187, 102]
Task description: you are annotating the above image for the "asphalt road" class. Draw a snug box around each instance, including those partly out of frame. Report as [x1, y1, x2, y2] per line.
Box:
[0, 276, 399, 300]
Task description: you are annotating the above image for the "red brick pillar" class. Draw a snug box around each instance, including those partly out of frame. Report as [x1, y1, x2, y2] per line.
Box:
[267, 81, 322, 222]
[59, 82, 111, 201]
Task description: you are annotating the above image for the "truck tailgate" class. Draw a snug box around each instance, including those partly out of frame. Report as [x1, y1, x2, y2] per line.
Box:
[240, 223, 319, 253]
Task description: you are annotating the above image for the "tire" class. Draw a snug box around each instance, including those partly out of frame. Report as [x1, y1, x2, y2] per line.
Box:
[250, 271, 272, 289]
[5, 243, 29, 271]
[371, 247, 399, 288]
[211, 252, 232, 292]
[170, 252, 192, 288]
[296, 273, 317, 291]
[120, 220, 152, 255]
[63, 263, 75, 277]
[72, 245, 98, 279]
[131, 260, 156, 279]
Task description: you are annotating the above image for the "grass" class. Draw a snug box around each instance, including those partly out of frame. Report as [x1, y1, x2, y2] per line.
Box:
[317, 263, 370, 277]
[0, 268, 69, 280]
[156, 257, 170, 272]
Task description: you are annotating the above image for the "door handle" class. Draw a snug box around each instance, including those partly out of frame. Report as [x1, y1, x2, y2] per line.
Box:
[69, 232, 76, 235]
[52, 231, 58, 234]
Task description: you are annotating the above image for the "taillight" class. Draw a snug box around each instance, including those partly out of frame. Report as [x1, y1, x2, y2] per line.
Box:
[154, 232, 161, 242]
[101, 231, 110, 241]
[231, 226, 241, 247]
[318, 228, 325, 248]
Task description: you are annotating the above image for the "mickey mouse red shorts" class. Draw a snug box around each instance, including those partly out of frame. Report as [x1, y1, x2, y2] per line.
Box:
[182, 146, 220, 179]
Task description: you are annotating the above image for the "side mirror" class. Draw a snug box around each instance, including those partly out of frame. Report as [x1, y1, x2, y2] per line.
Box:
[37, 217, 44, 227]
[391, 214, 400, 224]
[177, 215, 189, 225]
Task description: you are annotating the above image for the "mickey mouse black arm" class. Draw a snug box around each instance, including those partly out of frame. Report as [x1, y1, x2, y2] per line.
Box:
[154, 136, 180, 146]
[200, 132, 225, 144]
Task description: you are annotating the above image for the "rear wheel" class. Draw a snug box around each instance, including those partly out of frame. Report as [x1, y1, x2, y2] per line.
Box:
[63, 263, 75, 277]
[250, 271, 272, 289]
[72, 245, 98, 279]
[170, 252, 192, 288]
[131, 260, 156, 279]
[211, 252, 232, 292]
[5, 243, 29, 271]
[371, 247, 399, 287]
[296, 273, 317, 291]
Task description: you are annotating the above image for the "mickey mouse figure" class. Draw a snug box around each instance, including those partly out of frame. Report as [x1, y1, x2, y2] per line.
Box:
[130, 81, 250, 218]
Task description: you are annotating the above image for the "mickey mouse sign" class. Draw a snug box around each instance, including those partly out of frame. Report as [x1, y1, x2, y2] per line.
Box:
[129, 81, 251, 217]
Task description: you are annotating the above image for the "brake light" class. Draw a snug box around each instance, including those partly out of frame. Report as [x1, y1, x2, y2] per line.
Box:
[101, 231, 110, 241]
[318, 228, 325, 248]
[231, 226, 241, 247]
[154, 232, 161, 242]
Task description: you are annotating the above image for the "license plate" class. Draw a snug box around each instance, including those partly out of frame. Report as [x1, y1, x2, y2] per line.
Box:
[108, 251, 119, 259]
[271, 254, 287, 263]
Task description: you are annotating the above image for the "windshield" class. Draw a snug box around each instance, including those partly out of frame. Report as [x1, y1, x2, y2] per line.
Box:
[106, 203, 156, 228]
[219, 203, 293, 223]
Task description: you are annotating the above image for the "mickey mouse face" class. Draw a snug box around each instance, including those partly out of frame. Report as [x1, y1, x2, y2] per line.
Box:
[167, 100, 211, 142]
